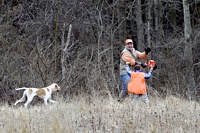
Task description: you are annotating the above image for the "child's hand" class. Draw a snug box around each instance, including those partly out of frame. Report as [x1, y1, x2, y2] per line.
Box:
[150, 67, 153, 72]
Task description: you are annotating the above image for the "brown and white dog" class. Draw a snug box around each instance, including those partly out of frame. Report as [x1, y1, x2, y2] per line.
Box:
[14, 83, 61, 108]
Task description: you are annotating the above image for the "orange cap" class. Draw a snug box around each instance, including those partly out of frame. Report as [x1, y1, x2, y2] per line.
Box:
[125, 39, 133, 44]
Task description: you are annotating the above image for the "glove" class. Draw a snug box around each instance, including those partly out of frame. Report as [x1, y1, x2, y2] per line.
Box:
[145, 47, 151, 55]
[141, 63, 147, 68]
[153, 64, 157, 70]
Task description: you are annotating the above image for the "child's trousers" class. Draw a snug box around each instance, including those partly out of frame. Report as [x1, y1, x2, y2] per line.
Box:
[132, 93, 149, 104]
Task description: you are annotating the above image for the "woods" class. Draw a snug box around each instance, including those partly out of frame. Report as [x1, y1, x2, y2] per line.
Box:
[0, 0, 200, 102]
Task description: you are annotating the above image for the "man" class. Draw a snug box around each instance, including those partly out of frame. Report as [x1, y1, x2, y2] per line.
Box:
[126, 63, 155, 104]
[119, 39, 151, 101]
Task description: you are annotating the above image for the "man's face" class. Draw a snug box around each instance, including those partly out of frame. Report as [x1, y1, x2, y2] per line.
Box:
[125, 42, 134, 51]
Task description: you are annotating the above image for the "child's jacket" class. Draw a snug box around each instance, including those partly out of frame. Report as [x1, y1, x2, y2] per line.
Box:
[128, 72, 146, 94]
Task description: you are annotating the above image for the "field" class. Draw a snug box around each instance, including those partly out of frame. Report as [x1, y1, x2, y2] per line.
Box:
[0, 95, 199, 133]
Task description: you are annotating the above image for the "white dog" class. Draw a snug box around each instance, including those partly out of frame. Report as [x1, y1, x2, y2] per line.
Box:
[14, 83, 61, 108]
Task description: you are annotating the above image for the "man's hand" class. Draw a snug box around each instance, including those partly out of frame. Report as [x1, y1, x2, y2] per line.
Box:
[145, 47, 151, 55]
[141, 63, 147, 68]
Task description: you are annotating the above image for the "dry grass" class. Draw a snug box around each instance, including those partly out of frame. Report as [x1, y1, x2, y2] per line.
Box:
[0, 95, 199, 133]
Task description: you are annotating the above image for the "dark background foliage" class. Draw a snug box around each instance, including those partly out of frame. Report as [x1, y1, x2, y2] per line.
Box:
[0, 0, 200, 103]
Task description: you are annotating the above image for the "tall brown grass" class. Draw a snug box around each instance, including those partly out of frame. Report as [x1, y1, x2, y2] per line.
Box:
[0, 95, 199, 133]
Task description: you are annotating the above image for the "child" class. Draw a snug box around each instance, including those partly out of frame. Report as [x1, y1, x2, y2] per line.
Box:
[126, 62, 154, 104]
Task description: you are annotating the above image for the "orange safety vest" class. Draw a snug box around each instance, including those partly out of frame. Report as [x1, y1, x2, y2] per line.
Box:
[128, 72, 146, 94]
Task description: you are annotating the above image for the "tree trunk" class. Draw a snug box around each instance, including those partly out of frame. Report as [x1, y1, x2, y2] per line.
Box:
[147, 0, 152, 47]
[183, 0, 196, 100]
[136, 0, 144, 50]
[61, 24, 72, 82]
[147, 0, 153, 85]
[170, 9, 177, 33]
[154, 0, 159, 45]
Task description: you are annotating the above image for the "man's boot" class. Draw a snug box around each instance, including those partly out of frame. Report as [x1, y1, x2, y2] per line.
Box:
[118, 90, 128, 102]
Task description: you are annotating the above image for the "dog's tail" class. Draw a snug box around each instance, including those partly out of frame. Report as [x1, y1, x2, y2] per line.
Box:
[15, 87, 27, 90]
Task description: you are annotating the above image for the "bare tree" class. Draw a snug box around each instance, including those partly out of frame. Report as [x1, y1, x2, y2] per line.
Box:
[136, 0, 144, 50]
[183, 0, 196, 100]
[153, 0, 162, 45]
[61, 24, 72, 82]
[147, 0, 152, 47]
